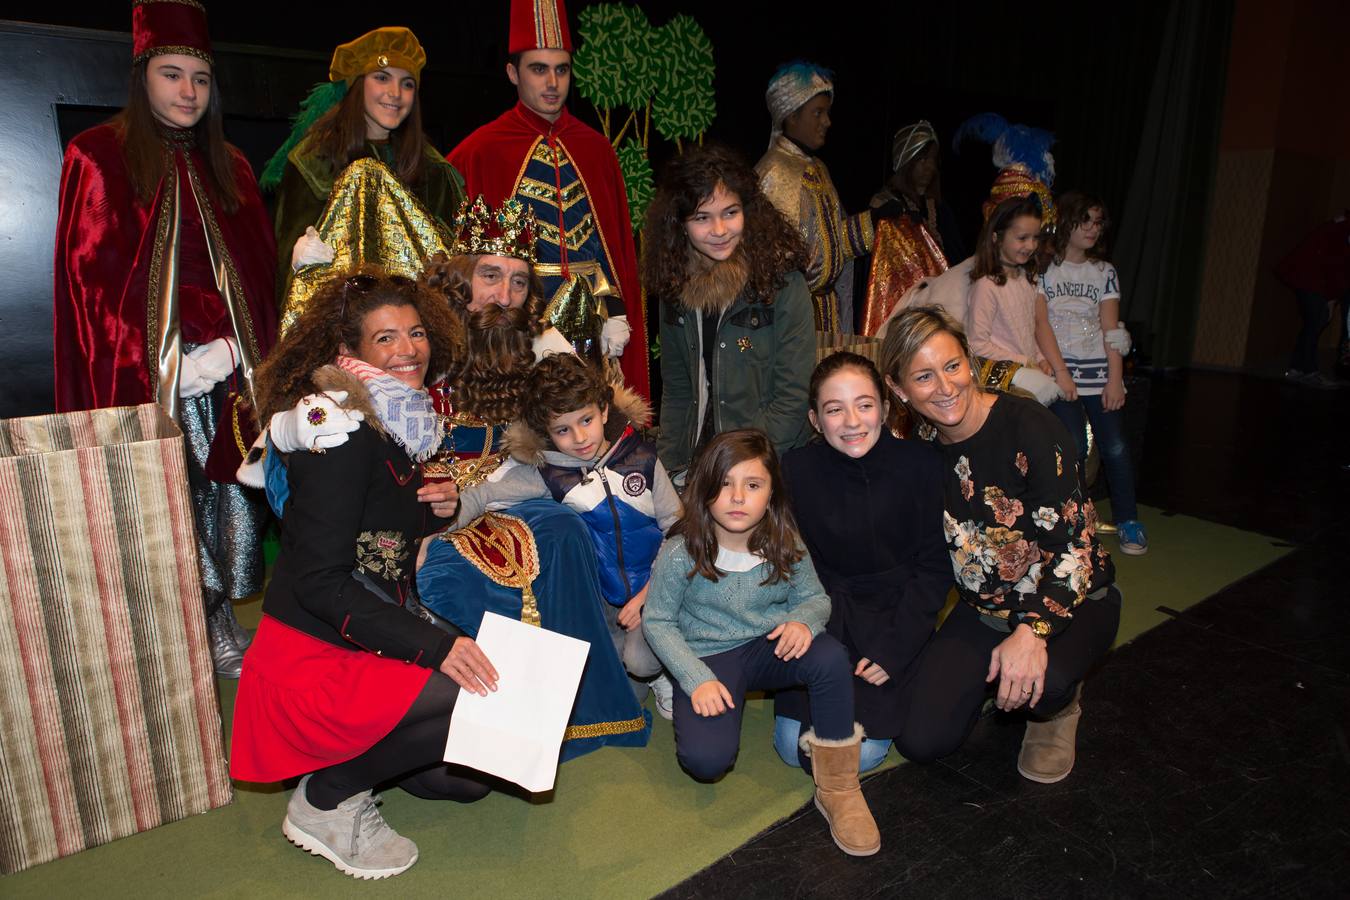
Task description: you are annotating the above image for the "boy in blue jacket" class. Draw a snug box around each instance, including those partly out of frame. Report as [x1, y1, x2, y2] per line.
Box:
[447, 354, 682, 715]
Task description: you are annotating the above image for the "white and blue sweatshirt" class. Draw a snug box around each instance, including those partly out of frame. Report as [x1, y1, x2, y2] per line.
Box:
[450, 389, 682, 606]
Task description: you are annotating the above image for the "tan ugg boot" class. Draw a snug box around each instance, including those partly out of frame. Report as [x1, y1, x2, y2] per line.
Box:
[1017, 685, 1083, 784]
[800, 724, 881, 857]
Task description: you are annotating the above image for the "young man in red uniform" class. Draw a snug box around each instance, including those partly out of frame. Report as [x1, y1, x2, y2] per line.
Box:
[447, 0, 648, 398]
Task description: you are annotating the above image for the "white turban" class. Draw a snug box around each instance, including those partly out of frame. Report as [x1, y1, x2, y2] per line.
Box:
[765, 62, 834, 143]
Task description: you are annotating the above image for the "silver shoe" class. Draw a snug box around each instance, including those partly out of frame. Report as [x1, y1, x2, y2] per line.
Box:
[220, 600, 252, 650]
[206, 603, 245, 679]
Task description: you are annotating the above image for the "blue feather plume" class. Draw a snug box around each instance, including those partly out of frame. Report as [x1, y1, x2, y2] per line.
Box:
[768, 60, 835, 90]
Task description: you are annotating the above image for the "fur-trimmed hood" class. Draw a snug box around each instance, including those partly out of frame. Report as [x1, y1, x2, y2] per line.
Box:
[502, 380, 651, 468]
[677, 245, 751, 314]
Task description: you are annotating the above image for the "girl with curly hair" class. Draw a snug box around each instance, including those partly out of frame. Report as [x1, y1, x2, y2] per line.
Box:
[645, 143, 814, 480]
[234, 268, 500, 881]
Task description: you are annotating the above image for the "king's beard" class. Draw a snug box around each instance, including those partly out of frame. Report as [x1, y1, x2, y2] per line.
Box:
[449, 304, 538, 423]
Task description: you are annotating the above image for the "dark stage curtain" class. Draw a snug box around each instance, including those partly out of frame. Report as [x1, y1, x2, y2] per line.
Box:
[1113, 0, 1235, 368]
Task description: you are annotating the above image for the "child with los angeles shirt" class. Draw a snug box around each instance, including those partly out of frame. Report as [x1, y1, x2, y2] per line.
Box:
[1040, 192, 1146, 555]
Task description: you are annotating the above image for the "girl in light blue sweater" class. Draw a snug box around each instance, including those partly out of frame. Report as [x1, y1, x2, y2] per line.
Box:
[642, 429, 880, 857]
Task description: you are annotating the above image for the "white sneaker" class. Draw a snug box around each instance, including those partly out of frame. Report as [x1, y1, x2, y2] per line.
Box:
[650, 674, 674, 721]
[283, 774, 419, 880]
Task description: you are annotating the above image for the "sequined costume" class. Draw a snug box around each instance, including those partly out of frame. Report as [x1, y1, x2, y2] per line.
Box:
[277, 153, 460, 333]
[861, 217, 949, 337]
[756, 135, 873, 332]
[53, 121, 275, 609]
[447, 101, 649, 397]
[272, 135, 464, 315]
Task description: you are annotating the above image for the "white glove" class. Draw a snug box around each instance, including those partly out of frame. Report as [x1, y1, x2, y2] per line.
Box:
[177, 352, 213, 399]
[268, 391, 364, 453]
[1010, 366, 1062, 406]
[188, 337, 238, 382]
[291, 226, 335, 271]
[178, 337, 237, 398]
[1104, 323, 1132, 356]
[600, 314, 631, 358]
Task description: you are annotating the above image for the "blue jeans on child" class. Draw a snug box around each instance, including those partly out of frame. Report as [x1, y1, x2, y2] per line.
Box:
[773, 716, 891, 772]
[1051, 394, 1138, 522]
[669, 633, 853, 781]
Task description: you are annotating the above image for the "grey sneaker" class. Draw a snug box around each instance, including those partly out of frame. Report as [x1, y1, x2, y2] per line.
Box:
[650, 673, 675, 721]
[283, 775, 419, 880]
[206, 603, 244, 679]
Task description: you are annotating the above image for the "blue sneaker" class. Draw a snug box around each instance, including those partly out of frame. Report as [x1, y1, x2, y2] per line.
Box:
[1117, 520, 1148, 556]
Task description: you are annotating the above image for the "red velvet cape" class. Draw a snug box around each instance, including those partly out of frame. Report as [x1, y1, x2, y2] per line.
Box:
[53, 123, 278, 412]
[447, 102, 648, 398]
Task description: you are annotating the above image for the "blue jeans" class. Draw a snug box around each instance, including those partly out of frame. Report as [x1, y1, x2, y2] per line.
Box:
[669, 634, 853, 781]
[1051, 394, 1138, 522]
[773, 715, 891, 773]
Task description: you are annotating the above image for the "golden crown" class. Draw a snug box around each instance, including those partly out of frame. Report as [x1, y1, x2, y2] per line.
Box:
[450, 196, 538, 264]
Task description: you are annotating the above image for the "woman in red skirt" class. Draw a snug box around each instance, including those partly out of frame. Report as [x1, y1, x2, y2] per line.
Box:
[234, 269, 495, 880]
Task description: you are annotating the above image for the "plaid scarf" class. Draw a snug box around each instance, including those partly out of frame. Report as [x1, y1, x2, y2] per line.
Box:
[335, 355, 442, 461]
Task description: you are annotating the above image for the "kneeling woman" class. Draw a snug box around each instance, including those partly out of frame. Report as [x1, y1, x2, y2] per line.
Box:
[232, 270, 496, 880]
[880, 306, 1120, 783]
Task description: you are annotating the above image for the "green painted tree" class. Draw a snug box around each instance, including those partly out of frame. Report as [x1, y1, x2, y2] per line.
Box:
[573, 4, 716, 233]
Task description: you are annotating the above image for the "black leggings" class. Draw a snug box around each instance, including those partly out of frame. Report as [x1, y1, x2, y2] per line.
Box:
[306, 671, 492, 809]
[893, 587, 1121, 764]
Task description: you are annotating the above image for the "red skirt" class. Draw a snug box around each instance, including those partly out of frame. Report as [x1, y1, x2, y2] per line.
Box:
[229, 615, 432, 783]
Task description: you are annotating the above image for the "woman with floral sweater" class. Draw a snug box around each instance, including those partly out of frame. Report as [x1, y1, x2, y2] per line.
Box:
[879, 306, 1120, 784]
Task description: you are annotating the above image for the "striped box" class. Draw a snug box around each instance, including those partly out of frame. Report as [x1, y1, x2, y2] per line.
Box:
[0, 404, 231, 874]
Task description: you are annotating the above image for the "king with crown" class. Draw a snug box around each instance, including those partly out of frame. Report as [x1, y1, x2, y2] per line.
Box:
[410, 195, 653, 760]
[446, 0, 648, 398]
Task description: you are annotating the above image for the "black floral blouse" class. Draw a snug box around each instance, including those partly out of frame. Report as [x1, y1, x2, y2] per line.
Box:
[932, 394, 1115, 637]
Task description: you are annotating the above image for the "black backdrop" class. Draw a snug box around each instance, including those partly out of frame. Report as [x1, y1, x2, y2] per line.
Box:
[0, 1, 1214, 418]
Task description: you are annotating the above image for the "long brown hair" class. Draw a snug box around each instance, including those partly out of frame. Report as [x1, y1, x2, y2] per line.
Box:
[305, 74, 427, 187]
[253, 266, 464, 423]
[643, 143, 806, 306]
[418, 252, 547, 423]
[970, 194, 1042, 286]
[111, 59, 242, 213]
[670, 429, 804, 586]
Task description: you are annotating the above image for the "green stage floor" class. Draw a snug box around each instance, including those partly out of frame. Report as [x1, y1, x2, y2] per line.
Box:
[5, 505, 1289, 898]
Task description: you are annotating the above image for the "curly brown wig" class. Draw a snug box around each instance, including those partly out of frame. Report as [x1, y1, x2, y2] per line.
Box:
[418, 252, 548, 424]
[521, 353, 614, 441]
[253, 266, 464, 423]
[670, 428, 804, 586]
[643, 143, 806, 307]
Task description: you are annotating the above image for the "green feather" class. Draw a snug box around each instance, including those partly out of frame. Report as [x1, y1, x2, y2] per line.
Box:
[259, 80, 349, 193]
